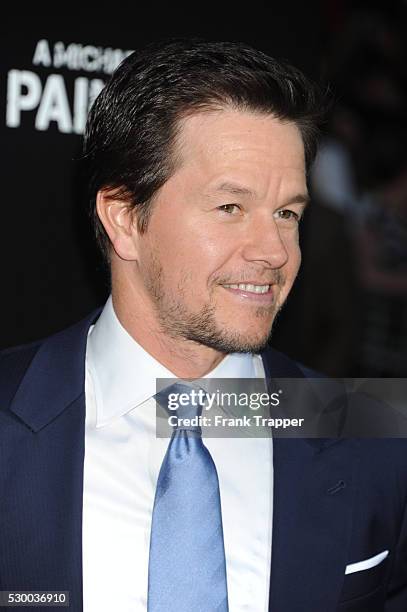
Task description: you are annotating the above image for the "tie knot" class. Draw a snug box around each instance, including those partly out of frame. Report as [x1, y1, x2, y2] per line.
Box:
[155, 382, 206, 432]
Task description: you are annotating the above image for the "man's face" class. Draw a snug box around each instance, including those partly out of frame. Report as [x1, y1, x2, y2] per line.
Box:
[134, 109, 308, 353]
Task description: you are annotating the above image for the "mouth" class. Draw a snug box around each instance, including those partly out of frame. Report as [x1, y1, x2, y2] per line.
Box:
[221, 282, 275, 303]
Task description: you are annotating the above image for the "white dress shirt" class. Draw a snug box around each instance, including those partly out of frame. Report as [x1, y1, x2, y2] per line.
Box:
[82, 296, 273, 611]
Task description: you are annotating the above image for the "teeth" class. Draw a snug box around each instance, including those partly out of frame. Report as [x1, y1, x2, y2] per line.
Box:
[224, 283, 270, 294]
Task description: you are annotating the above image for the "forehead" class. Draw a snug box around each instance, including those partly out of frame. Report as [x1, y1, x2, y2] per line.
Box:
[174, 108, 306, 186]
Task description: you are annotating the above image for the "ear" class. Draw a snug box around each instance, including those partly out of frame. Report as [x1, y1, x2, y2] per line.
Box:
[96, 188, 140, 261]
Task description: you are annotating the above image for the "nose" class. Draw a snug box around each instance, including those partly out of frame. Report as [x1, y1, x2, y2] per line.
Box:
[241, 215, 291, 269]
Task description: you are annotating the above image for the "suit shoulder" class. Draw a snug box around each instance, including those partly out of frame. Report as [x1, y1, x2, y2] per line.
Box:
[261, 344, 323, 378]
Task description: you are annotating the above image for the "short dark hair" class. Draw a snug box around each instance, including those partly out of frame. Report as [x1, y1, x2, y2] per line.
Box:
[83, 38, 325, 261]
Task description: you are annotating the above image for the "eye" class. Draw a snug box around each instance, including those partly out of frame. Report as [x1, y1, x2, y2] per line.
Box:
[217, 203, 242, 215]
[275, 209, 300, 222]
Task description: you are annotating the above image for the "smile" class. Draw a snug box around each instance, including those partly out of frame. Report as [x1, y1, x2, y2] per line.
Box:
[222, 283, 271, 294]
[221, 283, 275, 304]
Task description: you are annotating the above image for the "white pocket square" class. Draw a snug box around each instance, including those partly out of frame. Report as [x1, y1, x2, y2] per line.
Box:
[345, 550, 389, 575]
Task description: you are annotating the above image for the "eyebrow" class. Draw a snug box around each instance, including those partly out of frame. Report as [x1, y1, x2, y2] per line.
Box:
[284, 193, 311, 208]
[215, 182, 256, 197]
[214, 181, 310, 207]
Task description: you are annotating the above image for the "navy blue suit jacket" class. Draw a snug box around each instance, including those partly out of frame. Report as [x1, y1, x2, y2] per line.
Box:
[1, 309, 407, 611]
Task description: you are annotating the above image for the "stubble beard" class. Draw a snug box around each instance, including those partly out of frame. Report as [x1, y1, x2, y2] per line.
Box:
[143, 253, 286, 354]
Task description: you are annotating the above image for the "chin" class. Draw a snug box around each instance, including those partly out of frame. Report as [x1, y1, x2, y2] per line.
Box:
[239, 333, 271, 353]
[201, 327, 272, 354]
[236, 322, 275, 344]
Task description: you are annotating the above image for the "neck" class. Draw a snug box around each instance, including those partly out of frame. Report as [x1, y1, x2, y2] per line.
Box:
[111, 290, 227, 379]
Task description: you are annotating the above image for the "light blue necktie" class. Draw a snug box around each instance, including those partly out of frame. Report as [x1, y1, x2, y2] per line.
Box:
[148, 382, 229, 612]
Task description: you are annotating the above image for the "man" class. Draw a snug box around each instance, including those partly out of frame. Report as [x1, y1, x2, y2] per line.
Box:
[0, 40, 406, 612]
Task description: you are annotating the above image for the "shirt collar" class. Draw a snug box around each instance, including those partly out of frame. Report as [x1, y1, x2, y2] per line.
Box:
[86, 296, 263, 428]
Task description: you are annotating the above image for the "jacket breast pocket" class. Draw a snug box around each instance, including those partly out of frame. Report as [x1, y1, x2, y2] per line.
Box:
[338, 551, 389, 604]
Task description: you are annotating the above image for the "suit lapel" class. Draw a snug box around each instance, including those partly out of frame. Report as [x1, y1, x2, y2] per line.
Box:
[260, 346, 358, 611]
[9, 309, 101, 432]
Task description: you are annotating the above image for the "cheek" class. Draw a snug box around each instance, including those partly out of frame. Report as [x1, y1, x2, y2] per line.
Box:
[143, 231, 213, 295]
[151, 214, 204, 257]
[154, 215, 234, 276]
